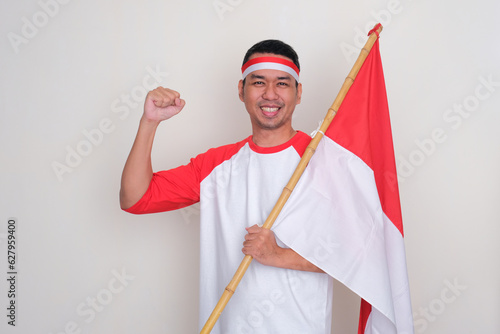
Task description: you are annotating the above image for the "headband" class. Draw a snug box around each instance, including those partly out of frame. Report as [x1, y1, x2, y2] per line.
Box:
[241, 56, 300, 82]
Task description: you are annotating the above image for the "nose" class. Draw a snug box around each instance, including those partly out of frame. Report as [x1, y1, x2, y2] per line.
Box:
[262, 85, 278, 100]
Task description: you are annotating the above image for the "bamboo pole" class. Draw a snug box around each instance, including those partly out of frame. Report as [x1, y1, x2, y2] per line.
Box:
[200, 23, 383, 334]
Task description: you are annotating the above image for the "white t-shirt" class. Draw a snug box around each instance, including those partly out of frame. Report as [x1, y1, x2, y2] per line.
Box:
[126, 131, 333, 333]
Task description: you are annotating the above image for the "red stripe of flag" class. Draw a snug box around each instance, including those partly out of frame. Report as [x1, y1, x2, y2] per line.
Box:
[325, 38, 404, 236]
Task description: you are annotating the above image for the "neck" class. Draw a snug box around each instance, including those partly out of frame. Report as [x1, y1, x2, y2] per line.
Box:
[251, 127, 297, 147]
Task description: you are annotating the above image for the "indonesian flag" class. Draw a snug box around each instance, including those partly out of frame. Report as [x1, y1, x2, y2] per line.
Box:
[273, 35, 414, 333]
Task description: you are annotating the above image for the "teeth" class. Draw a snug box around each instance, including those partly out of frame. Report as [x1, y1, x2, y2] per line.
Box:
[261, 107, 279, 112]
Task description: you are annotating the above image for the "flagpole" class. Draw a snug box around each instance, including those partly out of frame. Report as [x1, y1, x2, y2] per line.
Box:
[200, 23, 384, 334]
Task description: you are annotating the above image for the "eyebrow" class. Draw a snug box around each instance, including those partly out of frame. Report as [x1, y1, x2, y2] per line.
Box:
[249, 74, 265, 80]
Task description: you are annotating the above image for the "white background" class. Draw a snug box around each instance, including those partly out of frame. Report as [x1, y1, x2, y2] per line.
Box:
[1, 0, 499, 333]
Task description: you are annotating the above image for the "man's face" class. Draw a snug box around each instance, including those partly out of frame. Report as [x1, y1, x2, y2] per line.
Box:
[238, 53, 302, 132]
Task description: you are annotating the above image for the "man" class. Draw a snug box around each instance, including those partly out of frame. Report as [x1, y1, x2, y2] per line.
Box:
[120, 40, 334, 333]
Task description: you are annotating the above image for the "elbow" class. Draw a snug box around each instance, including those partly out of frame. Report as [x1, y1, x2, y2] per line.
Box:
[119, 189, 134, 211]
[119, 179, 150, 211]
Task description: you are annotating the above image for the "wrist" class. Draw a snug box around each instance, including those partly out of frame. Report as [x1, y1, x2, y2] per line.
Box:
[140, 115, 161, 129]
[270, 246, 287, 268]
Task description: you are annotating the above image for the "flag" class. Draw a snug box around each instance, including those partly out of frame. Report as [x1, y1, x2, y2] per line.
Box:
[273, 32, 414, 333]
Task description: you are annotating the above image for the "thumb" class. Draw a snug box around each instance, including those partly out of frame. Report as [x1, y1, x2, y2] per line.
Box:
[175, 98, 186, 109]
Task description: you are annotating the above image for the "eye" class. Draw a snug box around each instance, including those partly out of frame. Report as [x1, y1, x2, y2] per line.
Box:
[253, 81, 264, 86]
[277, 82, 289, 87]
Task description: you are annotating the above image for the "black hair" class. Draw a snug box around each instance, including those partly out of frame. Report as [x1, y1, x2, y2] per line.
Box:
[242, 39, 300, 70]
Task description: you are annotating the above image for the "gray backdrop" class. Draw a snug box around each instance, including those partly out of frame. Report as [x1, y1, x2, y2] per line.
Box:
[1, 0, 499, 333]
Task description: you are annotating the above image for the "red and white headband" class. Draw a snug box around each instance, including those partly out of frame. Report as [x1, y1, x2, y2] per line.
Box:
[241, 56, 300, 82]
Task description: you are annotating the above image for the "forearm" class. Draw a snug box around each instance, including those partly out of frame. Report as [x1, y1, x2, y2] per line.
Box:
[119, 117, 159, 209]
[271, 247, 325, 273]
[242, 225, 325, 273]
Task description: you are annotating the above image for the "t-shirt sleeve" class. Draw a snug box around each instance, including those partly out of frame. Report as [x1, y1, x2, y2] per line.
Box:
[123, 138, 249, 215]
[124, 157, 202, 214]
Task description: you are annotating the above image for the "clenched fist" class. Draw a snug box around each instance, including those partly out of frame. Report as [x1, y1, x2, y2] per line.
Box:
[143, 87, 186, 123]
[242, 224, 282, 267]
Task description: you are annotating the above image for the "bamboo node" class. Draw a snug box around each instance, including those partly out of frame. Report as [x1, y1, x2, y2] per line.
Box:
[225, 287, 235, 294]
[361, 47, 370, 55]
[306, 146, 317, 154]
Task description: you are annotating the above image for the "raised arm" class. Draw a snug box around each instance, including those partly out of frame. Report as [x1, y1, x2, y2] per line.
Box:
[119, 87, 186, 210]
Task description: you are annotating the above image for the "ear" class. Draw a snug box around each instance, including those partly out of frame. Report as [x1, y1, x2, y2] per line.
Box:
[296, 82, 303, 105]
[238, 79, 244, 102]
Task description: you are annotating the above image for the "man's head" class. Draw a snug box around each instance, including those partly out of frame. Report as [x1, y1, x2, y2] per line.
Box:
[238, 40, 302, 138]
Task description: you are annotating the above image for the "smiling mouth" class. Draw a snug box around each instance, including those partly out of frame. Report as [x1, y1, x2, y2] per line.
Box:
[260, 106, 281, 116]
[261, 107, 280, 112]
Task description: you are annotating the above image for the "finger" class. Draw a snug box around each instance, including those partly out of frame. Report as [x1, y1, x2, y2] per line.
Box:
[153, 87, 180, 99]
[242, 244, 253, 254]
[242, 246, 251, 256]
[149, 88, 181, 108]
[166, 88, 180, 99]
[147, 91, 168, 108]
[245, 224, 262, 233]
[242, 245, 259, 258]
[148, 87, 169, 101]
[244, 231, 261, 243]
[154, 93, 176, 108]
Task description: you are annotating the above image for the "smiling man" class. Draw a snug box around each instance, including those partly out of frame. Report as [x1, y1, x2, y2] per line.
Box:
[120, 40, 334, 333]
